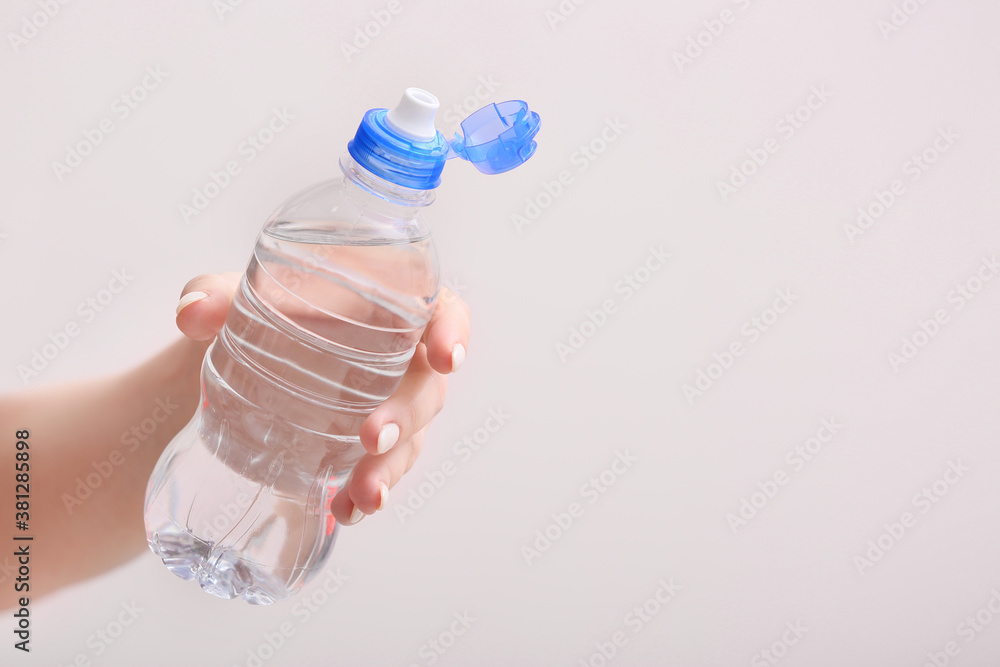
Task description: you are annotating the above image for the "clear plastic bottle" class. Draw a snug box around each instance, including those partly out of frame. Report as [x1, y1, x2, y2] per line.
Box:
[144, 88, 539, 604]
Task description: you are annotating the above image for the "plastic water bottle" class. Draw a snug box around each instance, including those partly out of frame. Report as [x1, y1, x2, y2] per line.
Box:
[144, 88, 540, 604]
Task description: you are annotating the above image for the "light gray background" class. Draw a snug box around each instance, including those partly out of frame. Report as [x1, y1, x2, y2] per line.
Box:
[4, 1, 1000, 665]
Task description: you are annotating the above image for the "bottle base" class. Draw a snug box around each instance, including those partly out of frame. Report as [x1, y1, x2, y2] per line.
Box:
[148, 523, 339, 605]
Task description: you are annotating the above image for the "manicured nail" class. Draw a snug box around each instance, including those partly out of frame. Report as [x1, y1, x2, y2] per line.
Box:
[377, 482, 389, 511]
[377, 423, 399, 454]
[451, 343, 466, 372]
[176, 291, 208, 315]
[349, 505, 365, 525]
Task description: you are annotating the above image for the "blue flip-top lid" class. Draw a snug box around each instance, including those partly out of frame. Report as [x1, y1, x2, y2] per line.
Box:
[450, 100, 541, 175]
[347, 88, 540, 190]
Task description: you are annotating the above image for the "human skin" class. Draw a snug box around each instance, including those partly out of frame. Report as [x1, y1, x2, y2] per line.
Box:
[0, 273, 470, 607]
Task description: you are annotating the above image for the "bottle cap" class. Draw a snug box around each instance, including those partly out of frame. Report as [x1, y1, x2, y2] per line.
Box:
[449, 100, 540, 175]
[348, 88, 541, 190]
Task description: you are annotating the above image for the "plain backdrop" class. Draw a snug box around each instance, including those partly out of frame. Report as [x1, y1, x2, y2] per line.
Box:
[4, 1, 1000, 665]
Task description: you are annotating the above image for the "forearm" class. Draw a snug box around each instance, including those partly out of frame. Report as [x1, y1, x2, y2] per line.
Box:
[0, 336, 208, 605]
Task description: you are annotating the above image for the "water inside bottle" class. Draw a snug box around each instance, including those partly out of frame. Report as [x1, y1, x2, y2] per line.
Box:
[145, 227, 437, 604]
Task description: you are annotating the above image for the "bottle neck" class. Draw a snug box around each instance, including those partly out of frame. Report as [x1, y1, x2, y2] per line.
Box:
[339, 154, 435, 217]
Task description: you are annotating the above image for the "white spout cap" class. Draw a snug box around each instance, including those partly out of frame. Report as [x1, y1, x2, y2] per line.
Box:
[385, 88, 440, 141]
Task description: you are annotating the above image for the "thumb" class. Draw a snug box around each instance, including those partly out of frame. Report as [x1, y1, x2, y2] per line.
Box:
[175, 272, 241, 341]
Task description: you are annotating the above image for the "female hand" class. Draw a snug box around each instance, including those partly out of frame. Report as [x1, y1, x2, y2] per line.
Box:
[174, 273, 470, 526]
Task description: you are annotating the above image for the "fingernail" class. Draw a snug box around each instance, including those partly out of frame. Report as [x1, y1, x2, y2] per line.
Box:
[451, 343, 466, 372]
[176, 291, 208, 315]
[349, 505, 365, 525]
[377, 423, 399, 454]
[377, 482, 389, 511]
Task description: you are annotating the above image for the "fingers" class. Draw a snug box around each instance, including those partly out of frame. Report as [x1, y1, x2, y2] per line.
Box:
[328, 428, 425, 524]
[359, 343, 447, 457]
[334, 345, 445, 522]
[175, 272, 241, 341]
[421, 287, 471, 374]
[358, 290, 470, 451]
[332, 290, 471, 524]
